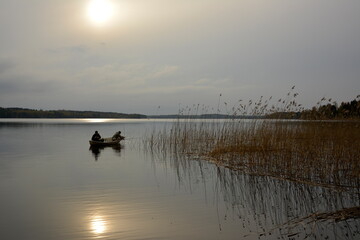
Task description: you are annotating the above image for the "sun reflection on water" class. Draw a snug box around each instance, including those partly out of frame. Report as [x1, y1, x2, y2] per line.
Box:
[90, 215, 107, 235]
[83, 119, 113, 123]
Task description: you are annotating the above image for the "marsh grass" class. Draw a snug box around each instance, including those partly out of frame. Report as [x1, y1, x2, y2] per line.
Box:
[144, 90, 360, 190]
[209, 120, 360, 189]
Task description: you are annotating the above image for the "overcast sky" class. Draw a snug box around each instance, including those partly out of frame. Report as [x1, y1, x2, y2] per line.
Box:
[0, 0, 359, 114]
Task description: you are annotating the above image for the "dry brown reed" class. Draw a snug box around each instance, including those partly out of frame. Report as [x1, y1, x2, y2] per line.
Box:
[144, 90, 360, 190]
[209, 120, 360, 189]
[271, 206, 360, 238]
[295, 206, 360, 223]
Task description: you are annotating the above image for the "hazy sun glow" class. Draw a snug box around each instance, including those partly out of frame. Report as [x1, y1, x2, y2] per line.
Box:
[87, 0, 114, 26]
[90, 215, 107, 234]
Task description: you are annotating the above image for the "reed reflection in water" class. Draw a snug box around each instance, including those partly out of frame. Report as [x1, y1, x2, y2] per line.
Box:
[147, 148, 360, 239]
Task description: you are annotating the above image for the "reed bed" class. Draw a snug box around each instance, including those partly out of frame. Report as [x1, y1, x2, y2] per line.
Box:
[144, 91, 360, 190]
[145, 118, 360, 190]
[144, 92, 360, 238]
[211, 120, 360, 189]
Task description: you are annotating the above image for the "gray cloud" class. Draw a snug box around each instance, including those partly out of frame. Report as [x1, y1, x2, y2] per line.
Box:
[0, 58, 15, 74]
[45, 45, 89, 55]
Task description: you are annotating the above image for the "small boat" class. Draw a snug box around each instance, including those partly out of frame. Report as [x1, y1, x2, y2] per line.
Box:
[89, 136, 125, 146]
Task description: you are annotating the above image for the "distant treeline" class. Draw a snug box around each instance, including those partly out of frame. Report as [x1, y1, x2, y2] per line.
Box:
[149, 114, 262, 119]
[300, 99, 360, 120]
[267, 98, 360, 120]
[0, 107, 147, 119]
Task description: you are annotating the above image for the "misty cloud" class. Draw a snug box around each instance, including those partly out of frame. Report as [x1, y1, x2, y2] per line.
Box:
[0, 58, 15, 74]
[45, 45, 89, 55]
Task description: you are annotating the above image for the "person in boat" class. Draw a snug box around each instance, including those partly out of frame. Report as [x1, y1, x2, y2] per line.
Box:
[112, 131, 123, 140]
[92, 131, 103, 142]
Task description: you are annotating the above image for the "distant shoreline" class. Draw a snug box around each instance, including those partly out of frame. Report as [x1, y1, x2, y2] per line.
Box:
[2, 97, 360, 120]
[0, 107, 147, 119]
[0, 107, 262, 119]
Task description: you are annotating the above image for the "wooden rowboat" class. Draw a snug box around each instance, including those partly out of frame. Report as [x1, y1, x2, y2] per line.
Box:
[89, 136, 125, 146]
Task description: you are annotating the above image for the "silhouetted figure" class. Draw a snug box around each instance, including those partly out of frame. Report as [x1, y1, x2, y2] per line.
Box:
[112, 131, 123, 140]
[92, 131, 102, 141]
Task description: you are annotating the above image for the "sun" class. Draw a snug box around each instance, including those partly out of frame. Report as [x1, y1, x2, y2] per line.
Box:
[87, 0, 114, 26]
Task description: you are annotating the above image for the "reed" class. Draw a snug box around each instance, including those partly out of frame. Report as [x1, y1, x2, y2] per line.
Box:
[144, 90, 360, 190]
[209, 120, 360, 189]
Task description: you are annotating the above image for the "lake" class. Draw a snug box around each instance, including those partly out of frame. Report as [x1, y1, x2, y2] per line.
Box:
[0, 119, 359, 239]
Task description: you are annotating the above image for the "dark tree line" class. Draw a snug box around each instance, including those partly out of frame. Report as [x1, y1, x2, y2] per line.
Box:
[300, 98, 360, 120]
[0, 107, 147, 119]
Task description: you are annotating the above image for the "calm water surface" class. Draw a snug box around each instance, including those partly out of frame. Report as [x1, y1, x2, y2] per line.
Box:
[0, 119, 359, 240]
